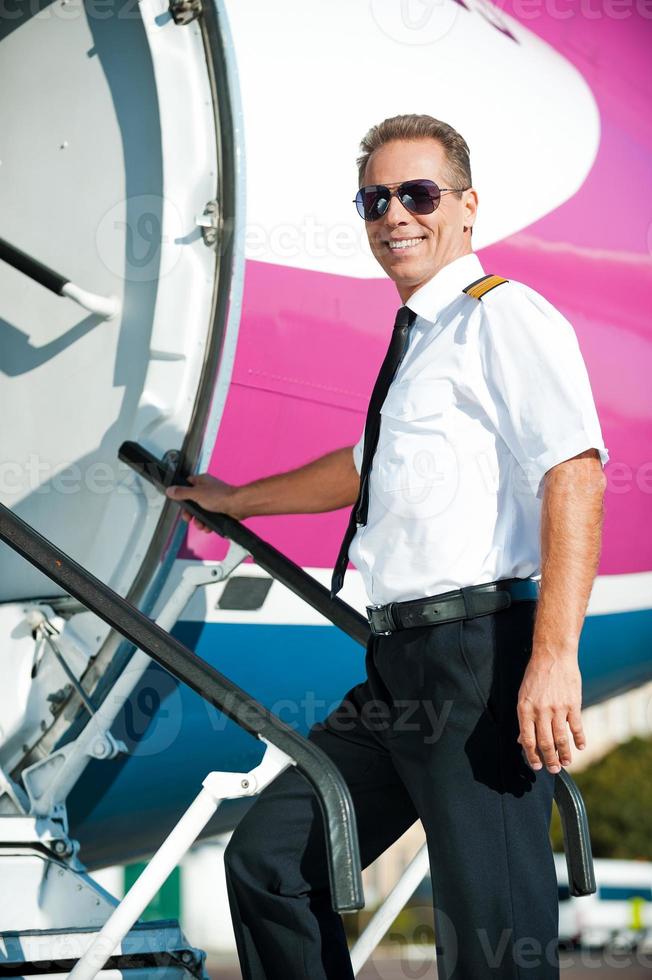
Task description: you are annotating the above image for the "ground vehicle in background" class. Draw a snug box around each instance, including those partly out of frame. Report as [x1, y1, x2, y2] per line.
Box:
[555, 855, 652, 948]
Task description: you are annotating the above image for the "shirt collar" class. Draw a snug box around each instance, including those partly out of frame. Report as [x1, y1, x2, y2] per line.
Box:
[404, 252, 485, 323]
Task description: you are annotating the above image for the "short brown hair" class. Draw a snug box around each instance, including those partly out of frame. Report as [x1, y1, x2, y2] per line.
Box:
[356, 113, 472, 192]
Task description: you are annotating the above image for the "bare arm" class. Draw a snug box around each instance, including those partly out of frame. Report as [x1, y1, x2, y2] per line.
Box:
[165, 446, 360, 530]
[516, 448, 607, 773]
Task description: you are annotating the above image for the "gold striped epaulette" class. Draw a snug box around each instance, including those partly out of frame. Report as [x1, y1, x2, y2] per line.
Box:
[462, 274, 509, 300]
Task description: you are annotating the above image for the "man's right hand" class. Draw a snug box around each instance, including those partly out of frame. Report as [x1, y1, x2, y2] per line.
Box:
[164, 446, 360, 535]
[165, 474, 242, 533]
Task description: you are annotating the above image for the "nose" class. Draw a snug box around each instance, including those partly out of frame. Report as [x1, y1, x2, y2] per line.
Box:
[383, 191, 410, 226]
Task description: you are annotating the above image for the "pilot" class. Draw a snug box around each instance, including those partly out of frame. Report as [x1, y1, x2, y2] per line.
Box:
[166, 113, 609, 979]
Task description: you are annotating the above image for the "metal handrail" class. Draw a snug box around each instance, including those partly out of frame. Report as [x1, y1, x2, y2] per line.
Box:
[119, 440, 370, 644]
[555, 767, 596, 896]
[118, 440, 596, 898]
[0, 501, 364, 914]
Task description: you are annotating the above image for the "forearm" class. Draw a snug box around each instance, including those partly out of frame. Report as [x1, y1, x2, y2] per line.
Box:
[233, 446, 360, 518]
[532, 451, 607, 661]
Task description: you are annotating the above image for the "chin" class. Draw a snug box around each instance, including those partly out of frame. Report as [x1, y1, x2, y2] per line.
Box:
[388, 262, 426, 281]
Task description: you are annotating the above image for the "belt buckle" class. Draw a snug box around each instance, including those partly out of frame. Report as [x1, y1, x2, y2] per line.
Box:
[367, 603, 395, 635]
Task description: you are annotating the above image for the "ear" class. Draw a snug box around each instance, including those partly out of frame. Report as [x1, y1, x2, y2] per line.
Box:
[463, 187, 479, 232]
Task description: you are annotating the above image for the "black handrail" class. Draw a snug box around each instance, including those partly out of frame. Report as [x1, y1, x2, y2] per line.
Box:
[119, 440, 370, 644]
[0, 501, 364, 913]
[555, 769, 597, 897]
[119, 440, 596, 898]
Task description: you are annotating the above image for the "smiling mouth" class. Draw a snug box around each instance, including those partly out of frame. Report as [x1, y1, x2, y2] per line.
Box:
[385, 236, 426, 252]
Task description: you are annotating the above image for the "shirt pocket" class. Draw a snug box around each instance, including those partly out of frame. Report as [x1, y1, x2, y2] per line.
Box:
[375, 378, 457, 498]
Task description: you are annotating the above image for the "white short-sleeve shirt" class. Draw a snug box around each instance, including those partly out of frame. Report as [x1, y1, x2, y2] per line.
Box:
[348, 251, 609, 605]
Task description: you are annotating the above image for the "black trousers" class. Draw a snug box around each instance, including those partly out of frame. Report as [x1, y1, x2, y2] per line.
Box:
[224, 599, 559, 979]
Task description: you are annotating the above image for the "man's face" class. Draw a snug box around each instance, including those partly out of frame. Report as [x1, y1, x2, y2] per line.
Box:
[362, 138, 478, 301]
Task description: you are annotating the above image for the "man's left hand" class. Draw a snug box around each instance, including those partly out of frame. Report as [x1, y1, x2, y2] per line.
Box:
[516, 652, 586, 773]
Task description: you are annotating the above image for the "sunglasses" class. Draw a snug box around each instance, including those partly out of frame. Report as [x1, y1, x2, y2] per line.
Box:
[353, 178, 470, 222]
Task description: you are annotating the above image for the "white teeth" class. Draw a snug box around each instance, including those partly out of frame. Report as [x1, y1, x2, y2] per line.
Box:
[387, 237, 424, 250]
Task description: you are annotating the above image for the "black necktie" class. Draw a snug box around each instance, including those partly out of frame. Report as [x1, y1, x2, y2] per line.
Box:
[330, 305, 417, 599]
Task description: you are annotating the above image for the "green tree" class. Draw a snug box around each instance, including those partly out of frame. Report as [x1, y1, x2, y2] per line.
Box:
[550, 735, 652, 860]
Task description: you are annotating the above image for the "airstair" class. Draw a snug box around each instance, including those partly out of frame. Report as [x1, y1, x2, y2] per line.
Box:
[0, 440, 596, 979]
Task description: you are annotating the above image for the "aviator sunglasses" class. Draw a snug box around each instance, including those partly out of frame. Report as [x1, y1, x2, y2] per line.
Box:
[353, 178, 471, 222]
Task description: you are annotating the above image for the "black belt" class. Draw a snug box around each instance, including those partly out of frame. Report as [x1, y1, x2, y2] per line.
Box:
[366, 577, 539, 635]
